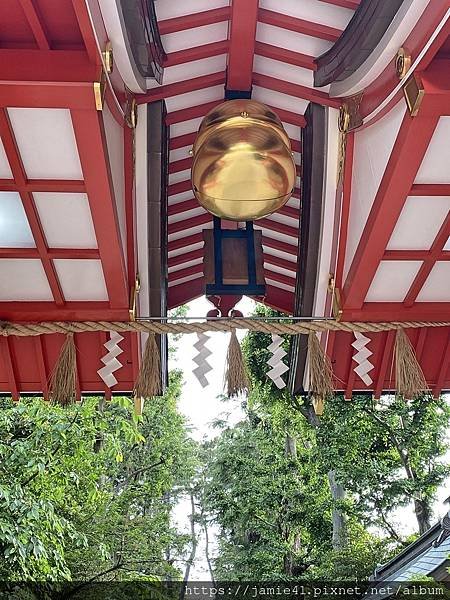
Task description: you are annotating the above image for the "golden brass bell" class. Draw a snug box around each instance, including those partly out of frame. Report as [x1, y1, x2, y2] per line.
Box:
[191, 100, 296, 221]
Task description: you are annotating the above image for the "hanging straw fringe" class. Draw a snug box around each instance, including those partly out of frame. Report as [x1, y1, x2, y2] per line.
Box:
[49, 333, 77, 406]
[395, 329, 429, 399]
[134, 334, 161, 398]
[308, 332, 334, 416]
[224, 330, 250, 398]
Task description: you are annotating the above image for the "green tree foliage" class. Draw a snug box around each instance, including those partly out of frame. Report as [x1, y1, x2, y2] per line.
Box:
[0, 370, 197, 581]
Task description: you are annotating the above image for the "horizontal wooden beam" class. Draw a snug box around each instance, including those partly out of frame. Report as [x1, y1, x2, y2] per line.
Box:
[0, 179, 86, 193]
[164, 41, 229, 67]
[166, 100, 221, 125]
[255, 42, 317, 71]
[136, 72, 226, 105]
[0, 247, 100, 259]
[410, 183, 450, 196]
[0, 302, 130, 322]
[383, 250, 450, 261]
[262, 235, 298, 256]
[258, 8, 342, 42]
[168, 232, 204, 253]
[159, 7, 231, 35]
[253, 72, 340, 108]
[318, 0, 360, 10]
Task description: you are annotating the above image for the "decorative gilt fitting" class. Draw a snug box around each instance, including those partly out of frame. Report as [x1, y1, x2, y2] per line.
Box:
[125, 97, 138, 128]
[129, 274, 141, 321]
[338, 105, 350, 134]
[328, 275, 343, 320]
[403, 74, 425, 117]
[93, 71, 107, 111]
[102, 41, 114, 74]
[395, 47, 411, 80]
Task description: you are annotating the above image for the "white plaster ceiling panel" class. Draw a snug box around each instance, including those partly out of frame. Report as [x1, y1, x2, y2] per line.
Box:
[154, 0, 229, 21]
[253, 224, 298, 245]
[168, 240, 203, 259]
[256, 23, 332, 58]
[168, 257, 203, 273]
[165, 86, 224, 113]
[262, 245, 297, 263]
[416, 118, 450, 184]
[170, 146, 192, 163]
[263, 261, 296, 279]
[33, 192, 97, 249]
[260, 0, 354, 29]
[168, 219, 212, 242]
[416, 262, 450, 302]
[0, 139, 12, 178]
[103, 104, 126, 261]
[365, 260, 422, 302]
[171, 117, 204, 138]
[7, 108, 83, 180]
[344, 100, 407, 280]
[0, 259, 52, 300]
[253, 56, 315, 88]
[168, 206, 205, 224]
[163, 55, 227, 85]
[444, 237, 450, 251]
[387, 197, 450, 250]
[162, 22, 228, 53]
[264, 275, 295, 293]
[283, 122, 303, 140]
[252, 86, 309, 115]
[169, 169, 191, 185]
[0, 191, 34, 248]
[168, 190, 193, 204]
[53, 259, 108, 301]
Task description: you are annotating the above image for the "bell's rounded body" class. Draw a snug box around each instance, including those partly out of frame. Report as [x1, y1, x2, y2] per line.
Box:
[191, 100, 296, 221]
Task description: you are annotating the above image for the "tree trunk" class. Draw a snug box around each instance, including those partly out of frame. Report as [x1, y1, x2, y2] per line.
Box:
[285, 434, 297, 458]
[328, 470, 347, 550]
[180, 492, 198, 600]
[414, 498, 432, 535]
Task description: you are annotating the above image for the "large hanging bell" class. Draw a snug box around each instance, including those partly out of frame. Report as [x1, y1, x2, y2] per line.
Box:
[191, 100, 296, 221]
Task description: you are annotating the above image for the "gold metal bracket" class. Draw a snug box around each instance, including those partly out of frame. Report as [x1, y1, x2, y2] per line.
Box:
[102, 41, 114, 74]
[395, 47, 411, 80]
[328, 274, 343, 320]
[93, 70, 106, 111]
[125, 97, 138, 128]
[129, 274, 141, 321]
[403, 74, 425, 117]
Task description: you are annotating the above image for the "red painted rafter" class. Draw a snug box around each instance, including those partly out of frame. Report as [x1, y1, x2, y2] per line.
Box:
[341, 303, 450, 322]
[169, 262, 203, 282]
[0, 179, 85, 193]
[166, 100, 221, 126]
[18, 0, 50, 50]
[264, 268, 295, 288]
[253, 73, 340, 108]
[0, 338, 19, 400]
[0, 81, 97, 110]
[71, 109, 129, 309]
[159, 7, 231, 35]
[258, 8, 342, 42]
[0, 109, 64, 305]
[373, 331, 396, 399]
[262, 235, 298, 256]
[0, 248, 100, 259]
[164, 41, 229, 67]
[71, 0, 102, 65]
[168, 277, 204, 309]
[384, 250, 450, 261]
[136, 72, 226, 105]
[170, 132, 196, 151]
[410, 183, 450, 196]
[318, 0, 360, 9]
[258, 218, 298, 238]
[168, 232, 204, 253]
[33, 336, 49, 399]
[255, 42, 317, 71]
[343, 111, 439, 310]
[168, 198, 198, 216]
[433, 330, 450, 398]
[169, 213, 211, 236]
[271, 106, 307, 127]
[227, 0, 259, 91]
[403, 211, 450, 307]
[169, 157, 192, 174]
[168, 179, 191, 197]
[169, 248, 203, 269]
[0, 303, 129, 322]
[335, 132, 354, 288]
[263, 254, 297, 273]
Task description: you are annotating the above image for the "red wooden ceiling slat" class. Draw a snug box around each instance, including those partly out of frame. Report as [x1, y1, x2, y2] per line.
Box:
[253, 72, 341, 108]
[255, 42, 317, 71]
[164, 40, 229, 67]
[264, 253, 297, 273]
[169, 248, 203, 269]
[168, 198, 198, 216]
[169, 157, 192, 174]
[159, 7, 231, 35]
[169, 262, 203, 282]
[319, 0, 360, 10]
[166, 100, 221, 125]
[264, 268, 296, 287]
[262, 235, 298, 256]
[136, 71, 226, 104]
[168, 232, 204, 253]
[169, 213, 211, 235]
[258, 8, 342, 43]
[18, 0, 50, 50]
[170, 132, 196, 151]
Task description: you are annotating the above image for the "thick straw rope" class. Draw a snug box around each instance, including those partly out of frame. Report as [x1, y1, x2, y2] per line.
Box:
[0, 319, 449, 337]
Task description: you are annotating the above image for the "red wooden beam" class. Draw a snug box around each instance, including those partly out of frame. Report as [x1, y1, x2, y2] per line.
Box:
[269, 106, 306, 127]
[0, 248, 100, 259]
[261, 235, 298, 256]
[168, 179, 191, 197]
[168, 248, 204, 269]
[264, 268, 295, 288]
[341, 303, 450, 322]
[0, 302, 129, 322]
[169, 213, 211, 235]
[255, 42, 317, 71]
[258, 217, 298, 239]
[170, 132, 196, 151]
[0, 179, 86, 193]
[168, 232, 204, 253]
[278, 204, 300, 220]
[253, 73, 340, 108]
[124, 124, 136, 290]
[164, 41, 229, 67]
[0, 109, 64, 305]
[410, 183, 450, 196]
[433, 330, 450, 397]
[291, 139, 301, 153]
[0, 50, 99, 82]
[318, 0, 360, 9]
[71, 109, 129, 309]
[168, 277, 204, 309]
[373, 331, 396, 399]
[260, 284, 294, 314]
[166, 100, 221, 126]
[263, 253, 297, 273]
[169, 157, 192, 174]
[0, 81, 96, 110]
[33, 336, 49, 399]
[18, 0, 50, 50]
[159, 7, 231, 35]
[168, 198, 198, 216]
[169, 262, 203, 282]
[71, 0, 103, 65]
[258, 8, 342, 42]
[227, 0, 259, 91]
[136, 72, 226, 105]
[384, 250, 450, 261]
[403, 211, 450, 307]
[343, 112, 439, 310]
[0, 338, 19, 400]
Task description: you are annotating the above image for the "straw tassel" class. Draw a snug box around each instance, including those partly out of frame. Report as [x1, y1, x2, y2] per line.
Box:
[395, 328, 429, 399]
[49, 334, 77, 406]
[308, 332, 334, 415]
[224, 330, 250, 398]
[134, 334, 161, 398]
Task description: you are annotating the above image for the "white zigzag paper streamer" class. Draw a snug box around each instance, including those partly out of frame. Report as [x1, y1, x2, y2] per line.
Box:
[193, 333, 213, 388]
[267, 334, 289, 389]
[351, 332, 374, 386]
[97, 331, 124, 388]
